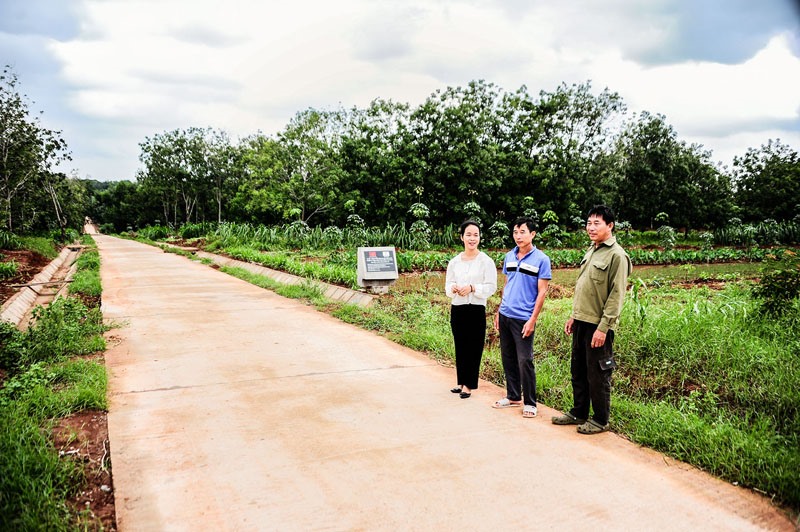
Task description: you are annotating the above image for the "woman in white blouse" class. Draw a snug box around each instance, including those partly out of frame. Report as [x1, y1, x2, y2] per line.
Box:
[445, 220, 498, 398]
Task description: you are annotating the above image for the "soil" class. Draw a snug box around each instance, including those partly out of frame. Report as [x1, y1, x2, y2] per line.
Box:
[1, 247, 117, 530]
[0, 249, 52, 302]
[52, 406, 116, 530]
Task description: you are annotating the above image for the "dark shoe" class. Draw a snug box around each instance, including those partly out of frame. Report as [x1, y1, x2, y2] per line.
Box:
[551, 413, 587, 425]
[459, 392, 471, 399]
[450, 387, 462, 393]
[577, 420, 610, 434]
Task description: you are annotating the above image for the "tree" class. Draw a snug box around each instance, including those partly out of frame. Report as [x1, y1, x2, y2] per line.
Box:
[91, 180, 158, 232]
[407, 80, 508, 227]
[206, 129, 240, 223]
[531, 82, 626, 221]
[138, 127, 215, 225]
[0, 66, 70, 231]
[338, 99, 416, 225]
[614, 112, 733, 229]
[733, 140, 800, 222]
[276, 109, 345, 223]
[232, 134, 286, 225]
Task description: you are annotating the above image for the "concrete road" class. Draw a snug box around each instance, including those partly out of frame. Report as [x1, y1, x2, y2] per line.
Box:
[96, 235, 794, 531]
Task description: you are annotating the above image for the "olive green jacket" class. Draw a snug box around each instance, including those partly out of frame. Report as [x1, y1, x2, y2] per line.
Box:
[572, 236, 632, 333]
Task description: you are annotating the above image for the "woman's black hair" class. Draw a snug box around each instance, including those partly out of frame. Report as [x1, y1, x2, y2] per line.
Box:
[459, 219, 481, 236]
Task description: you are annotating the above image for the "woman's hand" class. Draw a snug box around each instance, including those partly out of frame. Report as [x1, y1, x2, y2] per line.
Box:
[453, 284, 472, 297]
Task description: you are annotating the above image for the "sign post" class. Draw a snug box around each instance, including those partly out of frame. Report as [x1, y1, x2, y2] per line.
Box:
[357, 246, 399, 294]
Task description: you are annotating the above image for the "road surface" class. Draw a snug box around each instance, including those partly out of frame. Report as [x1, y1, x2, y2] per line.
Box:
[96, 234, 794, 531]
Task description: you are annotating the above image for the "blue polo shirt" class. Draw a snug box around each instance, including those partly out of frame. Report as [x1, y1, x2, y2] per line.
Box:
[499, 246, 552, 321]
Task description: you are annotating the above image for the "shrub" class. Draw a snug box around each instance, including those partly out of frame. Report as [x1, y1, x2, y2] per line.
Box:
[137, 225, 172, 241]
[487, 220, 509, 249]
[0, 260, 18, 279]
[657, 225, 676, 250]
[752, 251, 800, 316]
[0, 321, 26, 371]
[0, 231, 21, 250]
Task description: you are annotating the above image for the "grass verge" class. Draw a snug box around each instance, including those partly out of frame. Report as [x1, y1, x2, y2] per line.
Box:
[0, 235, 109, 530]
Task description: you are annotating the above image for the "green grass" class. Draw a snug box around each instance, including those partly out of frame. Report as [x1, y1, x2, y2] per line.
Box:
[551, 262, 763, 288]
[220, 266, 329, 305]
[69, 239, 102, 298]
[530, 283, 800, 510]
[16, 236, 59, 260]
[0, 234, 108, 530]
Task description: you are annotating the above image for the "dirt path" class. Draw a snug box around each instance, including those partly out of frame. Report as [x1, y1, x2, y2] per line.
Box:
[96, 235, 794, 531]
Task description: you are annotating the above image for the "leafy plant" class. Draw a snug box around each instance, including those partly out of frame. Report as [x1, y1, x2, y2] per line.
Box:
[462, 201, 482, 226]
[487, 220, 509, 249]
[0, 260, 18, 278]
[657, 225, 676, 250]
[0, 321, 25, 371]
[0, 230, 21, 250]
[752, 251, 800, 316]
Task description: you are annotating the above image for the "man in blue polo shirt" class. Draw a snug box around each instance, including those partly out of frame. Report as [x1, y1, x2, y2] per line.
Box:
[492, 217, 552, 418]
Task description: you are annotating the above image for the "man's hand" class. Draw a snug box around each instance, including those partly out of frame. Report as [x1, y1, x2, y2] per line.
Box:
[564, 317, 574, 335]
[591, 329, 607, 348]
[522, 318, 535, 338]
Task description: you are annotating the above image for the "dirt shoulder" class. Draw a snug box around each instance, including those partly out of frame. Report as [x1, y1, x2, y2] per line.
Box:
[1, 247, 116, 531]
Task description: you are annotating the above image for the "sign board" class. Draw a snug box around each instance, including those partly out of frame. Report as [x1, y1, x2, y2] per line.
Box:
[357, 246, 398, 292]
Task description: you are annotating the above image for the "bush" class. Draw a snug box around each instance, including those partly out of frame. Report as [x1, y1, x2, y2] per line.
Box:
[0, 321, 26, 371]
[0, 231, 21, 250]
[137, 225, 172, 241]
[22, 299, 106, 368]
[752, 252, 800, 316]
[0, 260, 19, 279]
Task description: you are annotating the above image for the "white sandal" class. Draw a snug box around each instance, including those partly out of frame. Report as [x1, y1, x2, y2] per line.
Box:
[492, 397, 522, 409]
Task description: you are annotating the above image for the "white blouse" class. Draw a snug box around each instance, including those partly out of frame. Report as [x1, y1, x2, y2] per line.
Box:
[445, 251, 498, 306]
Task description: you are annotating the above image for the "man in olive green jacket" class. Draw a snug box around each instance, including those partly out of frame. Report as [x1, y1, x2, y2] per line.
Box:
[552, 205, 632, 435]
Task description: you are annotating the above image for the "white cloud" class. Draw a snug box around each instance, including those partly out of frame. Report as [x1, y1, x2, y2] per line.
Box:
[4, 0, 795, 179]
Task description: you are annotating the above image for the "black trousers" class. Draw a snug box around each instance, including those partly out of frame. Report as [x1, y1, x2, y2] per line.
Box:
[498, 314, 537, 406]
[570, 320, 615, 425]
[450, 304, 487, 390]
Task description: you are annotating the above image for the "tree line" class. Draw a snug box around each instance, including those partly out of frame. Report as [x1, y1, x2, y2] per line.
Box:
[2, 67, 799, 236]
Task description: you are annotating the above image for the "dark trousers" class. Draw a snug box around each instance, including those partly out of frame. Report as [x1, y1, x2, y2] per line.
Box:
[450, 304, 487, 390]
[498, 314, 537, 406]
[570, 320, 615, 425]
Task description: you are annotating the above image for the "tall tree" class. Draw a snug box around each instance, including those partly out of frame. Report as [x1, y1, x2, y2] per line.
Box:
[407, 80, 508, 226]
[338, 99, 416, 225]
[138, 127, 214, 224]
[0, 66, 70, 231]
[614, 112, 733, 229]
[206, 129, 240, 223]
[276, 109, 345, 223]
[733, 140, 800, 222]
[532, 81, 626, 222]
[232, 134, 286, 225]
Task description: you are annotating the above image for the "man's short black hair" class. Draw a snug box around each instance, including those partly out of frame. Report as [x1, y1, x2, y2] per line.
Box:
[586, 205, 616, 226]
[512, 216, 538, 233]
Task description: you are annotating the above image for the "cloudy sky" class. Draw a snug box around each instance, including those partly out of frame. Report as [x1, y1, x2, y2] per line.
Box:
[1, 0, 799, 181]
